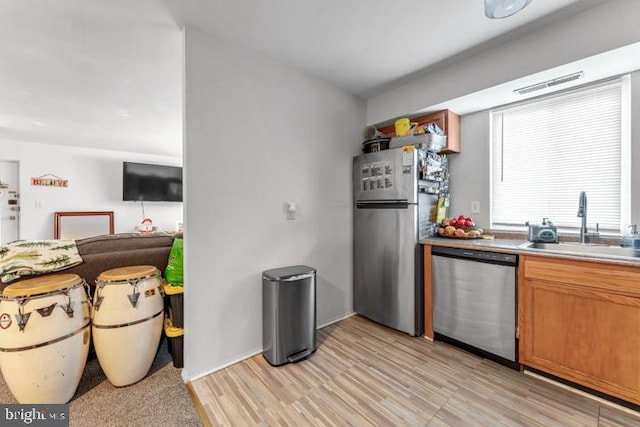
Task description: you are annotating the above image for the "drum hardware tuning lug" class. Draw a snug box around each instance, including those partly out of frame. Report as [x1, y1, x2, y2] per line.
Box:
[15, 298, 31, 332]
[36, 303, 57, 317]
[15, 312, 31, 332]
[127, 292, 140, 308]
[84, 281, 93, 304]
[128, 278, 141, 308]
[94, 282, 104, 310]
[60, 291, 74, 318]
[59, 303, 74, 318]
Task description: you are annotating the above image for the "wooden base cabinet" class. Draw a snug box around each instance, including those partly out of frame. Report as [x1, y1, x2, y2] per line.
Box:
[519, 255, 640, 405]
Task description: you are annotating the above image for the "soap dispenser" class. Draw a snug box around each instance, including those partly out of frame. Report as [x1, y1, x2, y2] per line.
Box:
[621, 224, 638, 247]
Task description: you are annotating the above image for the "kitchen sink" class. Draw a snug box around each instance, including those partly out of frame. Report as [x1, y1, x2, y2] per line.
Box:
[519, 241, 640, 259]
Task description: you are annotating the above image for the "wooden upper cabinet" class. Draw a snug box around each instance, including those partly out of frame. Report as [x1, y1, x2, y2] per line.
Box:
[376, 109, 461, 154]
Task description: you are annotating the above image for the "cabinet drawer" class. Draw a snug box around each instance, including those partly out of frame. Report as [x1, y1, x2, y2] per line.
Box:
[522, 255, 640, 297]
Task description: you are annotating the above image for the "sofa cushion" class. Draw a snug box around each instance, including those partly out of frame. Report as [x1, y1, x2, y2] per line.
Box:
[77, 232, 176, 255]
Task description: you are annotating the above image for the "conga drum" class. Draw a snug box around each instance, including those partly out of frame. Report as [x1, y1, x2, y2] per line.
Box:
[92, 265, 164, 386]
[0, 274, 91, 403]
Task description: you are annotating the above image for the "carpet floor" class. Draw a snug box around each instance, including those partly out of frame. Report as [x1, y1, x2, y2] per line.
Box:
[0, 339, 202, 427]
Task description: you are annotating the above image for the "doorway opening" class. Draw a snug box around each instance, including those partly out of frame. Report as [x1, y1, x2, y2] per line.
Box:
[0, 160, 20, 245]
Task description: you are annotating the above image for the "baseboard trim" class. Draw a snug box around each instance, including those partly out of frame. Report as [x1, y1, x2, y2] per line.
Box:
[523, 369, 640, 417]
[188, 346, 263, 382]
[185, 382, 214, 427]
[186, 311, 356, 383]
[317, 311, 355, 329]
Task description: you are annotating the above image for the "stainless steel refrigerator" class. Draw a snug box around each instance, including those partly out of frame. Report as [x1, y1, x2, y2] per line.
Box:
[353, 146, 445, 336]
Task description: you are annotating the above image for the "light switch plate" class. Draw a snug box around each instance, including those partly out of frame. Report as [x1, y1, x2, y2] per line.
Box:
[471, 201, 480, 214]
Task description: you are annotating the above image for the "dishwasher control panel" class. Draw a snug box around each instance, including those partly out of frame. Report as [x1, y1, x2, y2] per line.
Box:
[431, 246, 518, 265]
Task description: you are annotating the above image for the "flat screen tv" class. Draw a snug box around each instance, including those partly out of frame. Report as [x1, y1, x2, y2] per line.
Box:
[123, 162, 183, 202]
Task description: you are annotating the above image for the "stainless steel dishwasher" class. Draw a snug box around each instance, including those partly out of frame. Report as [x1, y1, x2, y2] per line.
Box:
[432, 246, 518, 366]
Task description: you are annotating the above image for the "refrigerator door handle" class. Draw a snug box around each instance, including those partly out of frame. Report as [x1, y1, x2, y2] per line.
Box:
[356, 200, 410, 209]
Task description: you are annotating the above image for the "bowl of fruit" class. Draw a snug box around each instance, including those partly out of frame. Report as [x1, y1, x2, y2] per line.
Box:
[438, 215, 483, 239]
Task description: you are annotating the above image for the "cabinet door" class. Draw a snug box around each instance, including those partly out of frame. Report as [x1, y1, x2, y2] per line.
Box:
[520, 275, 640, 405]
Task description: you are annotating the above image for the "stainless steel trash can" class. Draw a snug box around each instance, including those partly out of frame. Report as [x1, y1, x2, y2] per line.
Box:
[262, 265, 317, 366]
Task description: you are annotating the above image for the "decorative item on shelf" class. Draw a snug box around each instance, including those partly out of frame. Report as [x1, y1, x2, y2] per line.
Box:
[138, 218, 155, 234]
[31, 174, 68, 187]
[0, 180, 8, 189]
[136, 200, 157, 233]
[394, 118, 411, 136]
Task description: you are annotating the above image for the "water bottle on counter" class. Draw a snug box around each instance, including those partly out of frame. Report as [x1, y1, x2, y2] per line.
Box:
[621, 224, 639, 248]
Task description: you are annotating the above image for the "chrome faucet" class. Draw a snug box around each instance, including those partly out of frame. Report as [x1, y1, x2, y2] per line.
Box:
[577, 191, 599, 244]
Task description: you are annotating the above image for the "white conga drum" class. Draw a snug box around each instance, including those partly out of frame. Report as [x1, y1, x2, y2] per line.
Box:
[0, 274, 91, 403]
[92, 265, 164, 386]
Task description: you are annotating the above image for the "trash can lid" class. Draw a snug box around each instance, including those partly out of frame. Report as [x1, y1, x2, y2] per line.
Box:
[262, 265, 316, 281]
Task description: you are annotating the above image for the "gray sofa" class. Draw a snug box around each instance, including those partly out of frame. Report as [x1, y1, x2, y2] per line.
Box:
[0, 232, 180, 295]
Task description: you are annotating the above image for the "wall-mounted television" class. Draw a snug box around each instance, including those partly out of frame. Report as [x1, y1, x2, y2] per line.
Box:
[123, 162, 183, 202]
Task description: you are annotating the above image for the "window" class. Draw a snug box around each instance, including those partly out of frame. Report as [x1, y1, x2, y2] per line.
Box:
[490, 78, 629, 234]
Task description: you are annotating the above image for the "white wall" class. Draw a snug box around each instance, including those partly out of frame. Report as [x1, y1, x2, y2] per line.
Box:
[183, 27, 365, 380]
[367, 0, 640, 124]
[447, 111, 491, 228]
[0, 138, 183, 239]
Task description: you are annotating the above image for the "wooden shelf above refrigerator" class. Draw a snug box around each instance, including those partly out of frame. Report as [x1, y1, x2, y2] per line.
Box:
[377, 109, 460, 154]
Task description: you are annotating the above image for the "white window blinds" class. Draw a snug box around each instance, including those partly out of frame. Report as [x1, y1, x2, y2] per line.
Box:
[491, 80, 626, 233]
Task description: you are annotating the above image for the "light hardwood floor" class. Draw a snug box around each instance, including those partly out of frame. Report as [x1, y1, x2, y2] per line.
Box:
[191, 315, 640, 426]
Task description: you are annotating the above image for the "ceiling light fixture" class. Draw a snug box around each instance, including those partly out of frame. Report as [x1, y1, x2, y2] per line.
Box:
[485, 0, 532, 19]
